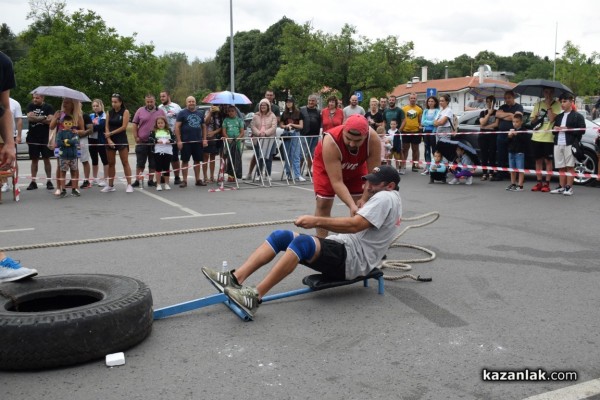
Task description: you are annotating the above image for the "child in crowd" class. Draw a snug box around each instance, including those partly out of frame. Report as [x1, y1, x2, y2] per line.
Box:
[448, 146, 474, 185]
[376, 126, 391, 165]
[506, 112, 527, 191]
[55, 115, 80, 197]
[148, 116, 175, 191]
[387, 119, 403, 173]
[429, 150, 447, 184]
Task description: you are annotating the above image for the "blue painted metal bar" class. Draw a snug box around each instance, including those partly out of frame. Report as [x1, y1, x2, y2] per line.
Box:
[223, 299, 252, 321]
[261, 287, 313, 302]
[153, 293, 228, 320]
[378, 277, 384, 295]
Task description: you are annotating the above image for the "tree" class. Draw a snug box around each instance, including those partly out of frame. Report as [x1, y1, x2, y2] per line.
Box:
[159, 52, 188, 96]
[556, 41, 599, 96]
[20, 0, 66, 47]
[13, 9, 163, 110]
[0, 24, 26, 62]
[272, 23, 414, 106]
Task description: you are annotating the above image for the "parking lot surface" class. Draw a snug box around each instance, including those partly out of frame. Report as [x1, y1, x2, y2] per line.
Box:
[2, 154, 600, 400]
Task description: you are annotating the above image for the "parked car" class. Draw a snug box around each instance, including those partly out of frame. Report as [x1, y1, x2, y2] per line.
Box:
[455, 107, 599, 185]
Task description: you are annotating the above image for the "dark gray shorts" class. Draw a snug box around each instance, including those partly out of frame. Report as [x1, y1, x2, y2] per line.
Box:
[300, 238, 346, 281]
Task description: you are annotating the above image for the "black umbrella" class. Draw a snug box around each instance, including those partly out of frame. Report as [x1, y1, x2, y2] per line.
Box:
[513, 79, 573, 98]
[435, 139, 480, 165]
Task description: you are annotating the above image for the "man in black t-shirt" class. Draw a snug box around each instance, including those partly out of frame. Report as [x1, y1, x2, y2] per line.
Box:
[493, 90, 523, 181]
[300, 94, 322, 171]
[26, 93, 55, 190]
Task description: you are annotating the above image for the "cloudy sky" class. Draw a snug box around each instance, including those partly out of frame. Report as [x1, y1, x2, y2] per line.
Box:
[2, 0, 599, 64]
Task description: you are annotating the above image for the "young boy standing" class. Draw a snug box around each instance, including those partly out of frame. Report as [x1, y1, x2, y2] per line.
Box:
[387, 119, 403, 173]
[506, 112, 528, 191]
[56, 115, 80, 197]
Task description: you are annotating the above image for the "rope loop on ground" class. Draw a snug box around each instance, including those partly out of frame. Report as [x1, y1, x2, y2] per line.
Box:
[381, 211, 439, 282]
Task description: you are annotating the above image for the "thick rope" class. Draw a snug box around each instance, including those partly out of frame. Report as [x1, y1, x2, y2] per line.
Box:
[1, 213, 440, 283]
[0, 220, 295, 252]
[381, 211, 439, 282]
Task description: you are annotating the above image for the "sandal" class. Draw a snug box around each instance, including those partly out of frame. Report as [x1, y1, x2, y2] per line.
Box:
[195, 180, 207, 186]
[179, 181, 187, 188]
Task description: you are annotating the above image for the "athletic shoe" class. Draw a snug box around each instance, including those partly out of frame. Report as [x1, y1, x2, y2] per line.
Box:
[1, 183, 8, 192]
[147, 180, 156, 187]
[244, 174, 253, 180]
[174, 176, 182, 185]
[101, 185, 116, 193]
[540, 183, 551, 193]
[80, 180, 91, 189]
[531, 182, 543, 192]
[411, 164, 419, 172]
[513, 186, 524, 192]
[201, 267, 242, 293]
[27, 181, 38, 190]
[156, 185, 162, 191]
[126, 184, 134, 193]
[466, 176, 473, 185]
[132, 180, 140, 188]
[399, 168, 406, 175]
[448, 178, 459, 185]
[506, 183, 517, 191]
[296, 176, 306, 182]
[420, 169, 429, 176]
[46, 181, 54, 190]
[224, 286, 260, 318]
[59, 189, 68, 198]
[563, 187, 573, 196]
[71, 189, 81, 197]
[97, 179, 107, 187]
[0, 257, 38, 283]
[164, 184, 171, 190]
[480, 174, 489, 181]
[550, 186, 564, 194]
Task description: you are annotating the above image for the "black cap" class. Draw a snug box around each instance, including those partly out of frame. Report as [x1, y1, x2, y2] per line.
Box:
[286, 96, 295, 103]
[362, 165, 400, 187]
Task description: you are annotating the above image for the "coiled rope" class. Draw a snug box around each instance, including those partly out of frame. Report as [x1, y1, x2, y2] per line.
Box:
[1, 212, 439, 282]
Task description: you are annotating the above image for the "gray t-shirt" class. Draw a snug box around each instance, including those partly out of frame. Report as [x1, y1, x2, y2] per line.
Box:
[328, 190, 402, 279]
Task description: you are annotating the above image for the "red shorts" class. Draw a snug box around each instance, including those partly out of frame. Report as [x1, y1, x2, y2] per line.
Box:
[313, 163, 367, 199]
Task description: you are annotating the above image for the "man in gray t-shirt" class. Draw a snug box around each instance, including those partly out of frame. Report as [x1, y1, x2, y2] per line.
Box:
[201, 165, 402, 318]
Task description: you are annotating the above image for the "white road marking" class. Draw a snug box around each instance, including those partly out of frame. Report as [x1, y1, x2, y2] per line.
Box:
[137, 187, 236, 219]
[523, 378, 600, 400]
[0, 228, 35, 234]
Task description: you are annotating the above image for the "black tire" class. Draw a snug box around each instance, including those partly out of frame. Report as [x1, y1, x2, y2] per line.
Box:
[0, 274, 153, 371]
[574, 148, 598, 185]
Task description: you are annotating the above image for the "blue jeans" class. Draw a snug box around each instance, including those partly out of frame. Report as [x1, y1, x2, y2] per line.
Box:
[282, 130, 301, 178]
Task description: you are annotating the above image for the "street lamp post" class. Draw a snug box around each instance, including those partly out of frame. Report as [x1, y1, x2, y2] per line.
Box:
[229, 0, 235, 93]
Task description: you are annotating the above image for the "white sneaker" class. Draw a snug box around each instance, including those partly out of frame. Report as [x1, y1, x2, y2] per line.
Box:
[156, 185, 163, 191]
[297, 176, 306, 182]
[399, 168, 406, 175]
[563, 187, 573, 196]
[550, 186, 564, 194]
[448, 178, 459, 185]
[164, 183, 171, 190]
[466, 176, 473, 185]
[97, 179, 107, 187]
[126, 184, 134, 193]
[1, 183, 8, 192]
[0, 257, 38, 283]
[101, 185, 116, 192]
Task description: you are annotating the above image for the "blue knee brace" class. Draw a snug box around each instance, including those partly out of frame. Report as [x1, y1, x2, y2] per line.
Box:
[288, 234, 316, 261]
[266, 230, 294, 253]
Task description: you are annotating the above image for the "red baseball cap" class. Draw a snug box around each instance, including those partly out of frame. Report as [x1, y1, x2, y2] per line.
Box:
[344, 114, 369, 136]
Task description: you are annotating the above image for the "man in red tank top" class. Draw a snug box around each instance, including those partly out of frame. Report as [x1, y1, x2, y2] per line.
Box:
[312, 114, 381, 237]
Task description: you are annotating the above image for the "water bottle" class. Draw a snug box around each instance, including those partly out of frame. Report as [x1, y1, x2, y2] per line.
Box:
[222, 261, 228, 273]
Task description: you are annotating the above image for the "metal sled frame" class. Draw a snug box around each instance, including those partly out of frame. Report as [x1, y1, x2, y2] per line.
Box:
[153, 269, 385, 322]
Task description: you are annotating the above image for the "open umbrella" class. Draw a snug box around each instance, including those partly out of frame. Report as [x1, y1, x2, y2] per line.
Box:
[30, 86, 91, 102]
[513, 79, 573, 98]
[435, 138, 480, 165]
[202, 91, 252, 105]
[468, 82, 513, 98]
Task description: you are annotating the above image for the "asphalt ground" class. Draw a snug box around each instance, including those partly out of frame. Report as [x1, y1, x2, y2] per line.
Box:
[1, 151, 600, 400]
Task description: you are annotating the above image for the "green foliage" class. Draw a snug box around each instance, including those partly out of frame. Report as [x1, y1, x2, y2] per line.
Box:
[13, 9, 163, 111]
[215, 17, 295, 104]
[272, 23, 414, 107]
[556, 41, 600, 96]
[0, 24, 26, 62]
